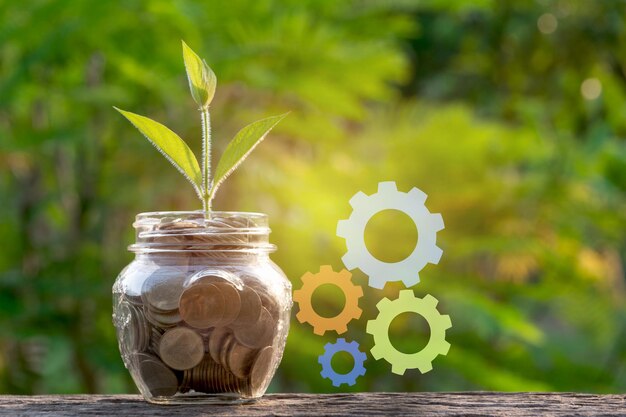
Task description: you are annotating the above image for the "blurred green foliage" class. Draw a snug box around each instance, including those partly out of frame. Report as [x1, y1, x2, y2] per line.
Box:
[1, 0, 625, 394]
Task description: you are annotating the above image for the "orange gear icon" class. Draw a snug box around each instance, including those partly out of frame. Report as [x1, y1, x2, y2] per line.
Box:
[293, 265, 363, 335]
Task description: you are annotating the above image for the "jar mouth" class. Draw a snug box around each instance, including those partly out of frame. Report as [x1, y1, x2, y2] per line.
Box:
[129, 210, 276, 254]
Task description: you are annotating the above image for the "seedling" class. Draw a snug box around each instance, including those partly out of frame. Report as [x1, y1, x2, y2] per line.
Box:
[115, 41, 287, 214]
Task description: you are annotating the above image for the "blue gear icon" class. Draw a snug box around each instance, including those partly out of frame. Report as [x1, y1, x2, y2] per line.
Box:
[318, 338, 367, 387]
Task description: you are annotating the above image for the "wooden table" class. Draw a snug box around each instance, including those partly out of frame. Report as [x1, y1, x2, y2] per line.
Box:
[0, 392, 624, 416]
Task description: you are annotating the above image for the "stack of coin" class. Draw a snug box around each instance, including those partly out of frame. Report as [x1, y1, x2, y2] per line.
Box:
[179, 355, 246, 394]
[115, 214, 284, 399]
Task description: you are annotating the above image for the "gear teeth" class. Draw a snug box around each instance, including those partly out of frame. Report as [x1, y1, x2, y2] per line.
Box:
[391, 363, 407, 375]
[422, 294, 439, 309]
[439, 315, 452, 330]
[408, 186, 428, 203]
[398, 289, 415, 302]
[401, 274, 420, 288]
[354, 285, 363, 297]
[430, 213, 444, 232]
[355, 350, 367, 363]
[351, 308, 362, 320]
[429, 245, 443, 264]
[292, 289, 304, 303]
[439, 340, 451, 355]
[336, 219, 350, 238]
[332, 380, 341, 387]
[335, 324, 348, 335]
[417, 362, 433, 374]
[370, 344, 383, 360]
[375, 297, 392, 312]
[313, 326, 326, 336]
[301, 271, 316, 284]
[337, 269, 352, 280]
[296, 310, 308, 323]
[368, 274, 387, 289]
[341, 251, 359, 270]
[349, 191, 369, 209]
[319, 265, 333, 274]
[378, 181, 398, 193]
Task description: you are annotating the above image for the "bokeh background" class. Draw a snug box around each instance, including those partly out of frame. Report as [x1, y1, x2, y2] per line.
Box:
[1, 0, 625, 394]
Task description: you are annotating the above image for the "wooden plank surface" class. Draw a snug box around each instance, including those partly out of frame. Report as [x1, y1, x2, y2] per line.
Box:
[0, 392, 624, 416]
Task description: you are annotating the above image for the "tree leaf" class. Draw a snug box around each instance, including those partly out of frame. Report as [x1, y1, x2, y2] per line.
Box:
[114, 107, 202, 196]
[182, 40, 216, 109]
[210, 113, 288, 200]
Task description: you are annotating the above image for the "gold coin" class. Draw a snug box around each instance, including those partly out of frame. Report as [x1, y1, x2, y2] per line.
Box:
[179, 283, 225, 329]
[158, 327, 204, 371]
[227, 342, 256, 379]
[208, 327, 230, 364]
[232, 287, 262, 327]
[249, 346, 274, 391]
[142, 269, 186, 312]
[213, 282, 241, 327]
[134, 353, 179, 397]
[233, 307, 275, 349]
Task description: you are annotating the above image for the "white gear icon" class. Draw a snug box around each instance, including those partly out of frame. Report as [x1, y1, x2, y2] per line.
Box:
[336, 181, 444, 289]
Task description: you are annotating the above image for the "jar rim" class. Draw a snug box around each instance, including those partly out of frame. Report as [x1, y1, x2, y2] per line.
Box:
[134, 210, 268, 222]
[129, 210, 276, 254]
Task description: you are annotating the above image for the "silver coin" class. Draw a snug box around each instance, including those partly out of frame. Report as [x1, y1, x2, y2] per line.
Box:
[249, 346, 274, 392]
[220, 333, 234, 371]
[232, 287, 262, 328]
[134, 353, 179, 397]
[227, 342, 256, 379]
[158, 327, 205, 371]
[142, 269, 186, 312]
[208, 327, 230, 365]
[179, 283, 225, 329]
[213, 282, 241, 327]
[143, 305, 180, 329]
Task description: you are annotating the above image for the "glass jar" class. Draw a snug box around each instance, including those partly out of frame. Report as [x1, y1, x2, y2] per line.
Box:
[112, 211, 292, 404]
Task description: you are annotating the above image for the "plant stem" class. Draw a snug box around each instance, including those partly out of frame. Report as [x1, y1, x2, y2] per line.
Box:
[201, 108, 211, 216]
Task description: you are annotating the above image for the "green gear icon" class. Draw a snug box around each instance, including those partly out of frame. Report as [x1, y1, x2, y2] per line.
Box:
[366, 290, 452, 375]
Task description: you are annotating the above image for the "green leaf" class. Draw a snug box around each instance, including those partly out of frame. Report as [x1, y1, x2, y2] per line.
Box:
[182, 40, 216, 109]
[209, 113, 288, 201]
[114, 107, 202, 196]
